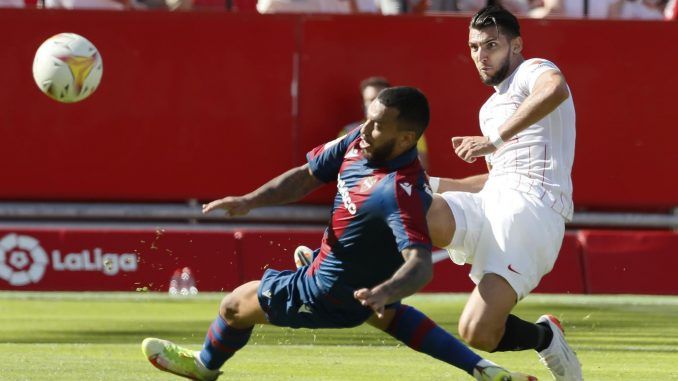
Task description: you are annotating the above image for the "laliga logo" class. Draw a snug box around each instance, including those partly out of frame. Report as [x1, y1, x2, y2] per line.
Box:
[0, 233, 48, 286]
[0, 233, 138, 286]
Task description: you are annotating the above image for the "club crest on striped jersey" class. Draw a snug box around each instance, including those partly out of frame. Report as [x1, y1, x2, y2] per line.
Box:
[360, 176, 378, 192]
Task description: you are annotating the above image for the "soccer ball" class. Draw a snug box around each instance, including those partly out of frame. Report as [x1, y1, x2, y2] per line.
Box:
[32, 33, 103, 103]
[293, 245, 313, 268]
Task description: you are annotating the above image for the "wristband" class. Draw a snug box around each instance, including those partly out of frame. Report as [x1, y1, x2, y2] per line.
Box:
[429, 176, 440, 194]
[488, 130, 505, 149]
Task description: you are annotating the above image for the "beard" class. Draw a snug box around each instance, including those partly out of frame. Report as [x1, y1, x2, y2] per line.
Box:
[481, 55, 511, 86]
[364, 137, 397, 163]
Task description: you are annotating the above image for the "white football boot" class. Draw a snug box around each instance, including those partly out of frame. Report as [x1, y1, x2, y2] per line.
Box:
[536, 315, 583, 381]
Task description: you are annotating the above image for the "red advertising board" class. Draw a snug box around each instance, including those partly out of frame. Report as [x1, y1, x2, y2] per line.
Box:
[579, 230, 678, 295]
[0, 228, 240, 292]
[2, 227, 677, 294]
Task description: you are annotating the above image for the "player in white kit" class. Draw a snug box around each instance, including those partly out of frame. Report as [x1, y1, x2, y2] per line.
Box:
[425, 5, 583, 381]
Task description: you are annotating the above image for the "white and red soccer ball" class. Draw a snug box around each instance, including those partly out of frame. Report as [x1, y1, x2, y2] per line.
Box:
[32, 32, 103, 103]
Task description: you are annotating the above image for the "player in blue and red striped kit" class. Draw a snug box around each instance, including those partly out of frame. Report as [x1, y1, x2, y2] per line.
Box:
[141, 87, 535, 381]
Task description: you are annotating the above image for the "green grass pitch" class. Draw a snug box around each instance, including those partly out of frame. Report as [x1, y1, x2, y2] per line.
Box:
[1, 292, 677, 380]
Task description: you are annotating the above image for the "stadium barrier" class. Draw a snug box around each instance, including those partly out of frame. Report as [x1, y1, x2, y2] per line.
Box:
[1, 227, 676, 294]
[0, 10, 676, 211]
[578, 230, 678, 295]
[0, 227, 327, 292]
[0, 227, 242, 291]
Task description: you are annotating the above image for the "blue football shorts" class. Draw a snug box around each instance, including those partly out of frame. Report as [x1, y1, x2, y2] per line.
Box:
[257, 266, 374, 329]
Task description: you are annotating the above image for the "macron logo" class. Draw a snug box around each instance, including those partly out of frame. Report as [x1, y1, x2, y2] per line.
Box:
[399, 182, 413, 196]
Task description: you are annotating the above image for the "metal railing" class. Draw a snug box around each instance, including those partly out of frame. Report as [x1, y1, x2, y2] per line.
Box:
[0, 201, 676, 229]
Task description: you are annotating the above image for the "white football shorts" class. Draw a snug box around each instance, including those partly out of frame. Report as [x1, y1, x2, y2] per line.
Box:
[440, 181, 565, 299]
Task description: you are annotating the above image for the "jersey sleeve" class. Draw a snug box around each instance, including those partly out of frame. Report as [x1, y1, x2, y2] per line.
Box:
[306, 127, 361, 183]
[514, 59, 560, 95]
[383, 174, 433, 252]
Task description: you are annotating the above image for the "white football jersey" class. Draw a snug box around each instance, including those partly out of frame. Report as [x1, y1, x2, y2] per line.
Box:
[480, 58, 576, 221]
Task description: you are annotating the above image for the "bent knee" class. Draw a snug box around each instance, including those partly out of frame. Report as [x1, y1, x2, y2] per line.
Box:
[219, 294, 240, 321]
[218, 281, 260, 321]
[458, 319, 504, 352]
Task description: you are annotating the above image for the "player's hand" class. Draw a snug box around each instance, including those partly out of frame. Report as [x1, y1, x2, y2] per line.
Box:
[354, 287, 389, 319]
[451, 136, 496, 163]
[202, 196, 252, 217]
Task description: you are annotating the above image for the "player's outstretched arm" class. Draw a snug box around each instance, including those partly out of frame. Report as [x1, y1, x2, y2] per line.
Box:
[354, 246, 432, 318]
[202, 163, 323, 216]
